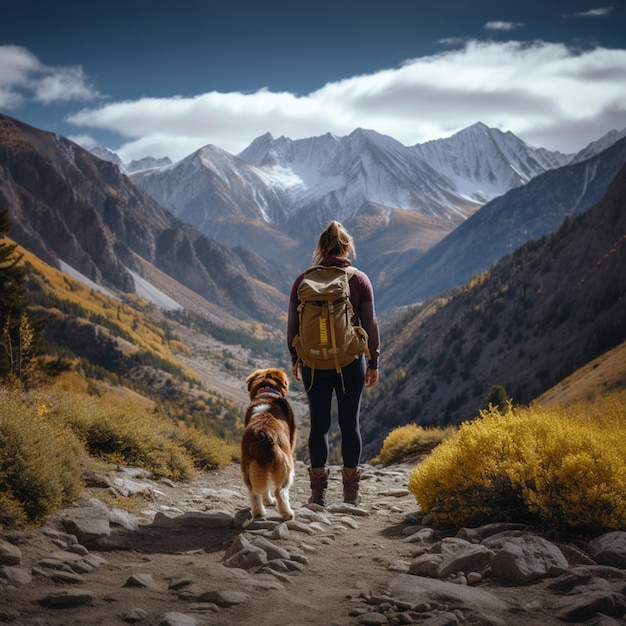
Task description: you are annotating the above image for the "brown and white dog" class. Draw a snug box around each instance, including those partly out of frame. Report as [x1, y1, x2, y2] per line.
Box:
[241, 368, 296, 519]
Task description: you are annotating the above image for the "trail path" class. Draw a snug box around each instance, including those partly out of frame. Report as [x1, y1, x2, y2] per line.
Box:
[1, 462, 623, 626]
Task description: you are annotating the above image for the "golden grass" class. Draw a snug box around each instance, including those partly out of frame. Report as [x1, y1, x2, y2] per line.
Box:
[0, 385, 238, 527]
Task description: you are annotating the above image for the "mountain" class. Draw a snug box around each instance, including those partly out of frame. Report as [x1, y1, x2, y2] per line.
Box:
[411, 121, 572, 203]
[570, 127, 626, 164]
[360, 160, 626, 458]
[0, 113, 289, 327]
[129, 124, 572, 271]
[90, 147, 172, 174]
[378, 136, 626, 308]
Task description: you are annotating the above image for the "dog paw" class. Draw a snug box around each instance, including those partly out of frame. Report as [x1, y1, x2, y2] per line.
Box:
[279, 507, 294, 520]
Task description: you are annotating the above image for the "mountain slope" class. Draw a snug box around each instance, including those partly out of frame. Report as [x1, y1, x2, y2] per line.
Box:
[0, 113, 288, 327]
[378, 137, 626, 308]
[361, 160, 626, 458]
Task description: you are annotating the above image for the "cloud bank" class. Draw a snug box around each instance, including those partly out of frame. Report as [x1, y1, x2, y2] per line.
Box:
[2, 39, 625, 162]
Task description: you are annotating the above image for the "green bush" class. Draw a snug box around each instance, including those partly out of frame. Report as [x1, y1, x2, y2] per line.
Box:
[407, 391, 626, 536]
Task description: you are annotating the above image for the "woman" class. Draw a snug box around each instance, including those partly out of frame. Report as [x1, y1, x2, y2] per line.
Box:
[287, 221, 380, 506]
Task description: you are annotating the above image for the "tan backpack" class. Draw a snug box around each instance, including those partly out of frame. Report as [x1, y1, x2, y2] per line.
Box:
[292, 265, 369, 390]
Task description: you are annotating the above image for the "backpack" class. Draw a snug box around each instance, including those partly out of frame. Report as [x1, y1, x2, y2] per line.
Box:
[292, 265, 370, 390]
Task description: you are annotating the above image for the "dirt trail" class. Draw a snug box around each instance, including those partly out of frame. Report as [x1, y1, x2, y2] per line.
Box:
[0, 460, 582, 626]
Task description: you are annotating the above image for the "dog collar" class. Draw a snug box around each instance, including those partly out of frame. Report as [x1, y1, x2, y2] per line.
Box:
[255, 385, 283, 398]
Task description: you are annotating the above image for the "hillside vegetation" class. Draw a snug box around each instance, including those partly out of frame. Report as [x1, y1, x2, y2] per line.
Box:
[12, 240, 258, 439]
[361, 161, 626, 457]
[0, 385, 238, 526]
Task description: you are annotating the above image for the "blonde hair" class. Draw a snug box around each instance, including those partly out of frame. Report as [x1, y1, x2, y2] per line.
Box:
[312, 221, 356, 265]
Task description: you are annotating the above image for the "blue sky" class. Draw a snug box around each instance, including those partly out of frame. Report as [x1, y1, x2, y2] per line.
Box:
[1, 1, 625, 162]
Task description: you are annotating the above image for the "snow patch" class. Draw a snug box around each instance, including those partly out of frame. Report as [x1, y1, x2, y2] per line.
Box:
[129, 271, 182, 311]
[59, 261, 117, 299]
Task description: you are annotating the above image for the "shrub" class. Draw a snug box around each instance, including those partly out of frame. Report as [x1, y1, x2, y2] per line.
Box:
[0, 391, 84, 525]
[42, 391, 195, 480]
[377, 423, 456, 465]
[0, 384, 237, 526]
[173, 427, 238, 470]
[407, 391, 626, 535]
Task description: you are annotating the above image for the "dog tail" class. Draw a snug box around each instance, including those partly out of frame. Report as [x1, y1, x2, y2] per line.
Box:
[243, 425, 278, 467]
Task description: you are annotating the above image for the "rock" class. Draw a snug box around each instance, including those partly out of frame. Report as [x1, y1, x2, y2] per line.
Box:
[151, 511, 182, 528]
[233, 508, 253, 528]
[197, 589, 248, 607]
[83, 553, 108, 568]
[377, 489, 410, 497]
[56, 505, 112, 545]
[587, 531, 626, 568]
[388, 574, 508, 624]
[38, 589, 97, 608]
[0, 565, 32, 585]
[89, 532, 133, 551]
[172, 511, 233, 528]
[124, 573, 158, 589]
[358, 611, 390, 624]
[556, 588, 626, 622]
[456, 523, 529, 543]
[486, 533, 569, 583]
[109, 506, 140, 531]
[327, 503, 370, 516]
[49, 570, 85, 584]
[157, 612, 199, 626]
[270, 522, 290, 539]
[122, 607, 149, 623]
[223, 545, 267, 569]
[111, 476, 156, 498]
[0, 539, 21, 566]
[436, 544, 495, 578]
[408, 554, 443, 577]
[250, 536, 291, 560]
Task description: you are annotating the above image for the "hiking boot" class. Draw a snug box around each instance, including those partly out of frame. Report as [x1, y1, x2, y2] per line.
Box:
[342, 466, 362, 505]
[308, 467, 329, 506]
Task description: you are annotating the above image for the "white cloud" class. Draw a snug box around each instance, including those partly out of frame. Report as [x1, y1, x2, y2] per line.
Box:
[483, 21, 525, 32]
[65, 39, 626, 162]
[564, 6, 613, 18]
[0, 44, 99, 108]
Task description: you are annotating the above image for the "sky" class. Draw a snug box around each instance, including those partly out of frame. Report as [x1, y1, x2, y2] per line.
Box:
[1, 0, 625, 164]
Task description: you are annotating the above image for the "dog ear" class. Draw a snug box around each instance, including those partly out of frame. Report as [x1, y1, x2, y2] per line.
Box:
[269, 368, 289, 395]
[246, 370, 262, 392]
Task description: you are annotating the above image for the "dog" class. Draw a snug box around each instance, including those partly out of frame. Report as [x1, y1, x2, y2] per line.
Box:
[241, 368, 296, 519]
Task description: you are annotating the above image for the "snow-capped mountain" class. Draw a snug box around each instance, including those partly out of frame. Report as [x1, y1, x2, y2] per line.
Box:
[411, 122, 572, 203]
[569, 127, 626, 164]
[129, 124, 574, 267]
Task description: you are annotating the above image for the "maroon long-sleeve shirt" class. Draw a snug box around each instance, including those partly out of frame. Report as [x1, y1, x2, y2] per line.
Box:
[287, 256, 380, 369]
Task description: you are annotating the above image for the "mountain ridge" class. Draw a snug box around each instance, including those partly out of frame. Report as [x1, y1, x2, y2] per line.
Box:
[360, 159, 626, 457]
[128, 124, 577, 270]
[0, 113, 288, 328]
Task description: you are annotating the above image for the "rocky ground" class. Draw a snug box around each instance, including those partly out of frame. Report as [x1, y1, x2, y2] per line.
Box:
[1, 461, 625, 626]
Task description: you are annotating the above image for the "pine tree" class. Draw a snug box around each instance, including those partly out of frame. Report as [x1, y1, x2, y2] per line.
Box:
[0, 207, 30, 380]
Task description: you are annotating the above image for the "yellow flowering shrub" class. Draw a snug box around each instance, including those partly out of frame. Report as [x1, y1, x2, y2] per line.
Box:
[377, 424, 456, 465]
[407, 392, 626, 535]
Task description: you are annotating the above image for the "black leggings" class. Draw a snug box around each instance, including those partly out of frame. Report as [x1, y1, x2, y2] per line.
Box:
[302, 356, 366, 468]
